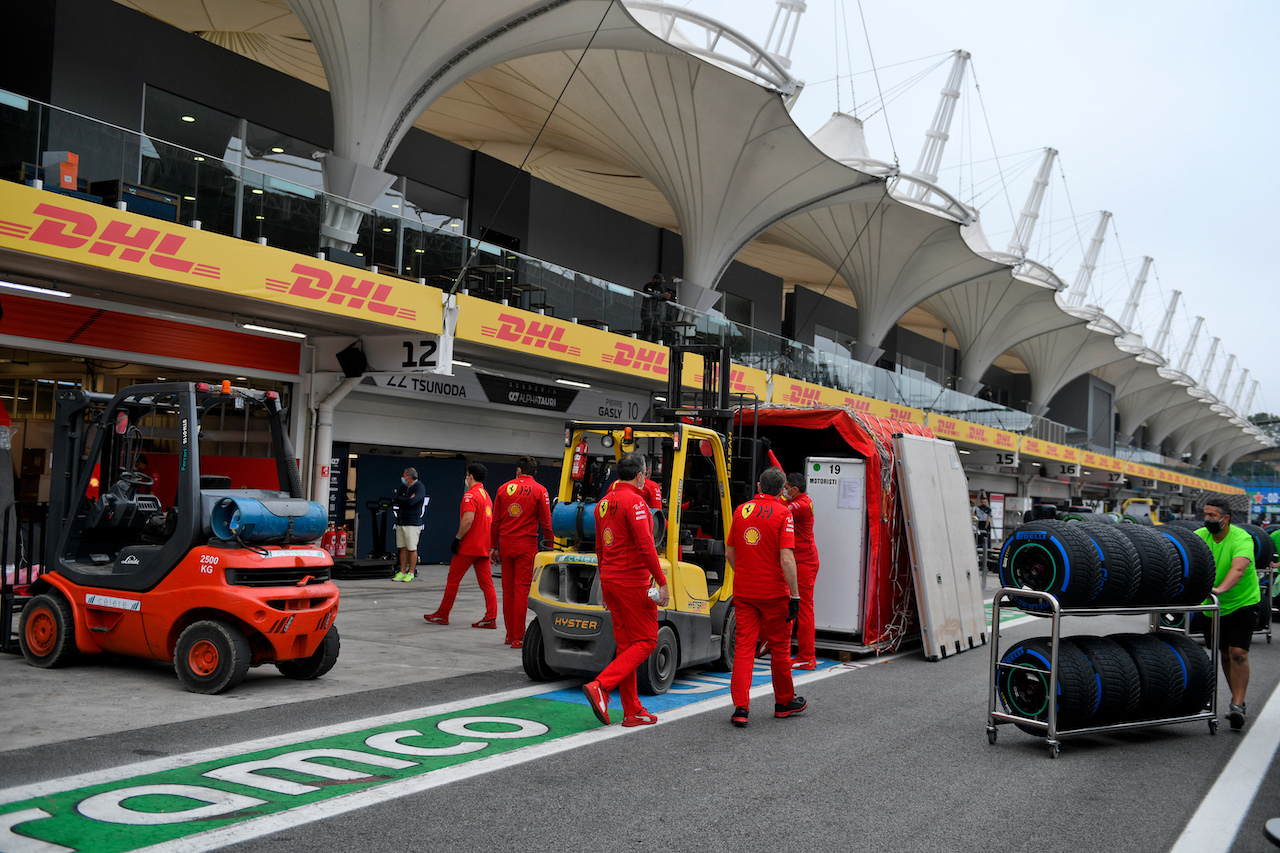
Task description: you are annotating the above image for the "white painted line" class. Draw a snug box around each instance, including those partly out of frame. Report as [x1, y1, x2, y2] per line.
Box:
[128, 656, 903, 853]
[1168, 679, 1280, 853]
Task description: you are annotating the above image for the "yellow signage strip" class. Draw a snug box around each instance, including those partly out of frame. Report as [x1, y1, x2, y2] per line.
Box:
[0, 181, 442, 333]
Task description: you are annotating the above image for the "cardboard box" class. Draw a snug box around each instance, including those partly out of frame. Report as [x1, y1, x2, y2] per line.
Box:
[40, 151, 78, 190]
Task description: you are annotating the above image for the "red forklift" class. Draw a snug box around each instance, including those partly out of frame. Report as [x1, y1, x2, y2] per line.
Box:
[14, 380, 340, 694]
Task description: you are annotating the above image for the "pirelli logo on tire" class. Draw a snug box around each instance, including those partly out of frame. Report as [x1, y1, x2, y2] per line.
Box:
[553, 613, 602, 635]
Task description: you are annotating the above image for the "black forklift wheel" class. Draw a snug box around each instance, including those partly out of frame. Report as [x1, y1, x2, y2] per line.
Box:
[710, 605, 736, 672]
[20, 593, 78, 668]
[637, 625, 678, 694]
[521, 619, 558, 681]
[174, 620, 251, 694]
[277, 625, 341, 680]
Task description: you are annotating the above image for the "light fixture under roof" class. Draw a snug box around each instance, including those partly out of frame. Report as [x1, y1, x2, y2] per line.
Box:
[556, 378, 591, 389]
[452, 360, 472, 368]
[0, 280, 71, 298]
[240, 322, 306, 339]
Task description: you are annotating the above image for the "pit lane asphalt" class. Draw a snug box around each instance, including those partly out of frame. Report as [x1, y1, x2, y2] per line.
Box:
[2, 566, 1279, 853]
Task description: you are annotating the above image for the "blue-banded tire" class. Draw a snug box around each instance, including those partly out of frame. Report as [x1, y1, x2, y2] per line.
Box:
[998, 637, 1099, 734]
[998, 521, 1103, 609]
[1157, 525, 1215, 605]
[1155, 632, 1214, 715]
[1110, 633, 1184, 720]
[1074, 522, 1141, 607]
[1070, 635, 1141, 724]
[1115, 525, 1181, 606]
[1239, 523, 1277, 571]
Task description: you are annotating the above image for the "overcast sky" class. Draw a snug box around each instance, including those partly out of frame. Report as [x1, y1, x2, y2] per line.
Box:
[673, 0, 1279, 418]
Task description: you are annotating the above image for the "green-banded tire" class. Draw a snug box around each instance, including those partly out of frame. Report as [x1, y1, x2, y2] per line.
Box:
[1110, 633, 1184, 720]
[1155, 632, 1214, 715]
[1157, 525, 1215, 605]
[1070, 635, 1141, 724]
[1115, 525, 1181, 606]
[997, 637, 1099, 734]
[1076, 522, 1141, 606]
[998, 521, 1103, 610]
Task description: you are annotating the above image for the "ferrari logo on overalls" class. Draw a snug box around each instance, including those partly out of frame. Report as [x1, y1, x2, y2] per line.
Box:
[506, 483, 518, 496]
[741, 503, 756, 519]
[598, 499, 610, 516]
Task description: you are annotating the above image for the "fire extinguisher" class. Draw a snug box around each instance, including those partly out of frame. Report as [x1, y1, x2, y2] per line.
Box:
[570, 439, 589, 481]
[322, 524, 336, 556]
[338, 526, 348, 557]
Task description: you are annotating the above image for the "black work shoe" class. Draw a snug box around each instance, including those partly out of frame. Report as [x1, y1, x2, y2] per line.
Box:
[730, 706, 749, 728]
[774, 696, 808, 718]
[1228, 702, 1246, 730]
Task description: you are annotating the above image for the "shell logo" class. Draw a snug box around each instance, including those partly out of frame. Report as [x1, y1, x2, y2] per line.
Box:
[744, 527, 761, 544]
[741, 503, 757, 519]
[603, 528, 615, 546]
[485, 506, 492, 517]
[506, 483, 518, 496]
[509, 504, 522, 517]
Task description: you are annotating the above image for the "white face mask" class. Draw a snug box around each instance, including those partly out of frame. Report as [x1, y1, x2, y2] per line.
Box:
[402, 477, 410, 487]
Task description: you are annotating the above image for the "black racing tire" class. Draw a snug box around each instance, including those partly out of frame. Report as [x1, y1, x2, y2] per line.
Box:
[710, 604, 736, 672]
[1076, 522, 1141, 606]
[174, 620, 251, 695]
[637, 625, 678, 695]
[1156, 632, 1214, 716]
[1123, 514, 1153, 527]
[997, 637, 1099, 734]
[1099, 512, 1123, 524]
[19, 592, 78, 668]
[1110, 633, 1184, 720]
[276, 625, 340, 679]
[1240, 523, 1277, 571]
[998, 521, 1102, 609]
[1257, 575, 1274, 632]
[1158, 525, 1216, 605]
[1163, 518, 1204, 531]
[1115, 525, 1181, 606]
[521, 618, 558, 681]
[1070, 635, 1141, 724]
[1060, 513, 1088, 523]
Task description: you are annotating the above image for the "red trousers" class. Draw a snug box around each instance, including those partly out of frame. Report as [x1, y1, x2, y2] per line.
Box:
[500, 546, 536, 641]
[596, 581, 658, 717]
[437, 553, 497, 619]
[731, 596, 795, 709]
[795, 565, 818, 667]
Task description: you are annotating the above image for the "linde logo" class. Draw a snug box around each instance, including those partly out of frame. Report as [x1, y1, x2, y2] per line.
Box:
[119, 554, 140, 566]
[266, 264, 416, 321]
[15, 202, 220, 279]
[602, 343, 667, 375]
[481, 313, 582, 357]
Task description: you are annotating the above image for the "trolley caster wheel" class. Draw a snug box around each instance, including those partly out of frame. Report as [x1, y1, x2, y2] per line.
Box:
[1047, 741, 1060, 759]
[1209, 718, 1219, 735]
[986, 727, 998, 745]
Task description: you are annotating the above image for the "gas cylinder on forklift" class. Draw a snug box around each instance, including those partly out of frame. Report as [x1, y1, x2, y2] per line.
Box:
[15, 380, 340, 694]
[521, 343, 766, 693]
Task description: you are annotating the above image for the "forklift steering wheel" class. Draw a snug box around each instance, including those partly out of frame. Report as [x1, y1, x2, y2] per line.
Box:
[120, 470, 154, 487]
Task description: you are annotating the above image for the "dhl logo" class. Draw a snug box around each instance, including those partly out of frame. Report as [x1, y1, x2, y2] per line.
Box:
[843, 397, 871, 412]
[481, 313, 582, 356]
[934, 418, 958, 436]
[692, 368, 749, 390]
[784, 385, 821, 406]
[8, 203, 219, 279]
[604, 342, 668, 375]
[966, 425, 986, 440]
[266, 263, 416, 321]
[889, 407, 914, 421]
[995, 434, 1016, 448]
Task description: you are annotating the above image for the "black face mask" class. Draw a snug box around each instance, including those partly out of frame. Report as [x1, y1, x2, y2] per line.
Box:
[1205, 520, 1222, 534]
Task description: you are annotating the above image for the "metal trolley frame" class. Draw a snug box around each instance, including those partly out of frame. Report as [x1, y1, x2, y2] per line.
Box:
[986, 588, 1220, 758]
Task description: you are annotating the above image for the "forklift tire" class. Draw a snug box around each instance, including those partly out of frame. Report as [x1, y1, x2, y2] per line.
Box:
[175, 620, 251, 694]
[276, 625, 341, 680]
[637, 625, 677, 694]
[20, 593, 78, 668]
[710, 605, 736, 672]
[521, 619, 558, 681]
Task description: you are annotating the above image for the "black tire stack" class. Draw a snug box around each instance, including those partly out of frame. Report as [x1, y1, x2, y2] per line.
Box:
[998, 519, 1213, 610]
[996, 519, 1217, 734]
[997, 632, 1213, 732]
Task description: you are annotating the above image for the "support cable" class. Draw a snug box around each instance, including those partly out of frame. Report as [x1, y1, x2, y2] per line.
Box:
[856, 0, 897, 164]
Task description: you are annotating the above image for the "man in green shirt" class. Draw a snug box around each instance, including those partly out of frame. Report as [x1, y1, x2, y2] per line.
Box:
[1197, 497, 1260, 730]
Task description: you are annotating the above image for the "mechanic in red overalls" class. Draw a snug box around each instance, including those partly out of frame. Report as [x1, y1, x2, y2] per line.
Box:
[425, 463, 497, 628]
[786, 471, 820, 670]
[607, 456, 662, 510]
[727, 466, 805, 727]
[490, 456, 553, 648]
[581, 452, 670, 728]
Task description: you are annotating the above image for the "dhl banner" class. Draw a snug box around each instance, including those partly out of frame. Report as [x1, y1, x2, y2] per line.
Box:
[1079, 450, 1125, 474]
[684, 358, 769, 400]
[0, 181, 442, 334]
[769, 376, 926, 425]
[1018, 436, 1081, 465]
[927, 415, 1019, 453]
